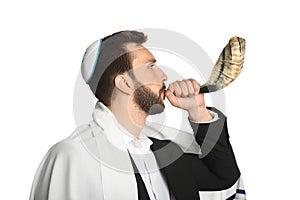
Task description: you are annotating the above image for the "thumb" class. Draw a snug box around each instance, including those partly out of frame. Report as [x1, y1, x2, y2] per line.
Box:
[165, 89, 180, 107]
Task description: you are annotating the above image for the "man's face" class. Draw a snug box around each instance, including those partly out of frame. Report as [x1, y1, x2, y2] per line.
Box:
[126, 43, 168, 115]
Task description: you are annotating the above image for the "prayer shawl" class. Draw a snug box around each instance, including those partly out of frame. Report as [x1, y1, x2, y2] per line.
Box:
[30, 101, 246, 200]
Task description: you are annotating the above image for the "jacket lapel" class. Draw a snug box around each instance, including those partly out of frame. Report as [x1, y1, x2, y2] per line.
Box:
[149, 137, 200, 200]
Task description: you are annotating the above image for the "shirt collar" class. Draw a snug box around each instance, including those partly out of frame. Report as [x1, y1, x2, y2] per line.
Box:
[94, 101, 153, 152]
[122, 132, 153, 152]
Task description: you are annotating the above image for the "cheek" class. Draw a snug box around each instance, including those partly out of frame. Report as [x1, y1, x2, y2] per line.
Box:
[135, 71, 152, 83]
[143, 72, 160, 84]
[136, 74, 160, 86]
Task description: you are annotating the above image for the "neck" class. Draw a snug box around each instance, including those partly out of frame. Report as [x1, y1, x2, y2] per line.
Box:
[109, 98, 148, 138]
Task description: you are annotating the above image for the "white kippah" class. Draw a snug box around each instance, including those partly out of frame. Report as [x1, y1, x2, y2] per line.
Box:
[81, 39, 102, 83]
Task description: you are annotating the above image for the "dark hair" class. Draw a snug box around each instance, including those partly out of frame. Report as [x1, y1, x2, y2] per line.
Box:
[88, 30, 147, 106]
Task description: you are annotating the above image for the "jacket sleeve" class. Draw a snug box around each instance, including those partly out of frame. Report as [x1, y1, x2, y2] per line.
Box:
[188, 107, 245, 197]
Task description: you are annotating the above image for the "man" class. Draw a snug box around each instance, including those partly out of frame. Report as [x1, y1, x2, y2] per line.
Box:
[30, 30, 246, 200]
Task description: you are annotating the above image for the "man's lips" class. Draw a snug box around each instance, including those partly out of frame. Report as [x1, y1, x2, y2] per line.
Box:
[159, 84, 166, 99]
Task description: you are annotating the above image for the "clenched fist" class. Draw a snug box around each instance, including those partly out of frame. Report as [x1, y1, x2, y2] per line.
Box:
[165, 78, 213, 122]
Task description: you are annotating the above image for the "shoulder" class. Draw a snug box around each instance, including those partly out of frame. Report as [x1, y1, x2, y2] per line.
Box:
[46, 124, 94, 160]
[30, 125, 102, 199]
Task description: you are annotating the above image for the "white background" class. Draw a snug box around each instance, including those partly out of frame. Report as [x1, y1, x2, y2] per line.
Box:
[1, 0, 299, 199]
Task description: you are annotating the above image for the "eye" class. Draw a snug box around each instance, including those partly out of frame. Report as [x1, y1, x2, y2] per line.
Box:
[149, 63, 156, 68]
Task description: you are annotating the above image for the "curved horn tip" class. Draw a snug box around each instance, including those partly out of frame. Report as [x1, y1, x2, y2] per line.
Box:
[230, 36, 245, 42]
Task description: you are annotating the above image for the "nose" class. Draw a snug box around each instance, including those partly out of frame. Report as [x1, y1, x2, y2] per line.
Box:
[159, 68, 168, 82]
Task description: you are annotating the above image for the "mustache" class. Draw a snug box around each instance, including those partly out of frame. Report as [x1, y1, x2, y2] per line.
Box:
[160, 83, 166, 93]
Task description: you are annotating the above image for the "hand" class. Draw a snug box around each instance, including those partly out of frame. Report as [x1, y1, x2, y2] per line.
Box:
[165, 78, 212, 122]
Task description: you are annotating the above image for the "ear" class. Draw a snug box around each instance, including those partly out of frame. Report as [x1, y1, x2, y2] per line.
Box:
[114, 74, 132, 95]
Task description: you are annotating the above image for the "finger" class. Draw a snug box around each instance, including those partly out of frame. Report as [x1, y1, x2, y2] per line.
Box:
[189, 78, 201, 94]
[184, 79, 195, 96]
[178, 81, 189, 97]
[167, 83, 175, 93]
[173, 81, 182, 97]
[165, 88, 180, 107]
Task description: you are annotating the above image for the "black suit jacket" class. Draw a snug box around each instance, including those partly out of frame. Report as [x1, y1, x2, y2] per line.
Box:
[133, 107, 241, 200]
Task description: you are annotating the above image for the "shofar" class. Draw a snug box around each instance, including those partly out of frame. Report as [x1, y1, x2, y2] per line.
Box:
[199, 36, 246, 93]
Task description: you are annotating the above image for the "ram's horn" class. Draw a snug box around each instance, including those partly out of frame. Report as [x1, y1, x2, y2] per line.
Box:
[199, 36, 246, 93]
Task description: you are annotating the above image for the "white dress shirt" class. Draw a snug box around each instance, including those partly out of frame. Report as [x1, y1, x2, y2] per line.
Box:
[123, 133, 170, 200]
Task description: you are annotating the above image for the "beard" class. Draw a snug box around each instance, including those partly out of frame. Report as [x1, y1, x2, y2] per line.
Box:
[133, 83, 165, 115]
